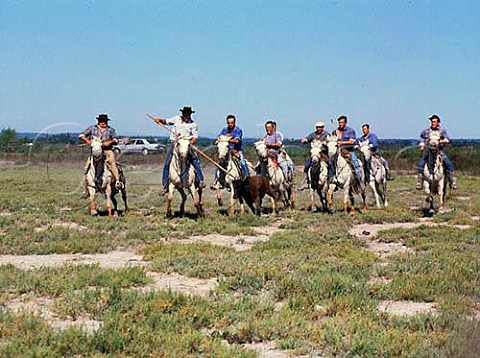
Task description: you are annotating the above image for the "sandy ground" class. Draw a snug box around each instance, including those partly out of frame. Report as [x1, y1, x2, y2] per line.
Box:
[1, 216, 476, 356]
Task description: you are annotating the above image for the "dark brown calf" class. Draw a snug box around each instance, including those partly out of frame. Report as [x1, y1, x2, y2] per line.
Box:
[233, 176, 277, 215]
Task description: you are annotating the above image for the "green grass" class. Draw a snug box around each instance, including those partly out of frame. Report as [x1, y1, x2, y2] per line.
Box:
[0, 165, 479, 356]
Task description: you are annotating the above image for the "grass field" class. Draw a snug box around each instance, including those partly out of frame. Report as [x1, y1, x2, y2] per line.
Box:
[0, 161, 479, 357]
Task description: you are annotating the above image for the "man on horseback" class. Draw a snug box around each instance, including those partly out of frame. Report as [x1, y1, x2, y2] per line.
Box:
[154, 106, 206, 196]
[357, 123, 393, 181]
[416, 114, 457, 190]
[79, 114, 123, 194]
[258, 121, 294, 186]
[211, 114, 249, 190]
[330, 116, 363, 188]
[298, 121, 329, 190]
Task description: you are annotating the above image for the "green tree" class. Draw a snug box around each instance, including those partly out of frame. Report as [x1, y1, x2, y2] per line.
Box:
[0, 127, 20, 152]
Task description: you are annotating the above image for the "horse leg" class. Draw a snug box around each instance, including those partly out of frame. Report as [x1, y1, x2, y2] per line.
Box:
[179, 189, 187, 217]
[121, 188, 129, 213]
[382, 180, 388, 208]
[370, 180, 381, 209]
[327, 184, 336, 214]
[190, 185, 202, 217]
[106, 186, 113, 217]
[166, 186, 174, 218]
[308, 189, 315, 211]
[88, 187, 97, 215]
[216, 187, 223, 206]
[344, 187, 350, 213]
[439, 179, 445, 210]
[111, 194, 118, 217]
[228, 187, 236, 216]
[290, 186, 296, 209]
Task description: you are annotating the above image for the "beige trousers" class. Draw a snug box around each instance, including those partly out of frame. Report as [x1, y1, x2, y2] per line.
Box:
[84, 150, 119, 182]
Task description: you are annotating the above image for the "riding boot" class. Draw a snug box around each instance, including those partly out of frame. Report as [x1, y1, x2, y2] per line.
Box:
[447, 171, 458, 190]
[415, 173, 423, 190]
[386, 168, 394, 181]
[298, 176, 309, 191]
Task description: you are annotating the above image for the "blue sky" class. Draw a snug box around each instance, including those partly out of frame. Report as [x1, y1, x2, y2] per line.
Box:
[1, 0, 479, 139]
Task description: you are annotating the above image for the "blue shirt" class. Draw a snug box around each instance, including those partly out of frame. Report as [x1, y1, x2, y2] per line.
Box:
[331, 126, 356, 151]
[262, 131, 283, 150]
[358, 132, 380, 153]
[419, 126, 450, 148]
[218, 125, 244, 151]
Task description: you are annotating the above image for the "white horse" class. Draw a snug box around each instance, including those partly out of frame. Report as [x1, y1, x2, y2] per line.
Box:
[213, 135, 246, 216]
[253, 141, 292, 213]
[422, 132, 446, 212]
[306, 140, 329, 212]
[166, 137, 203, 218]
[85, 138, 117, 216]
[326, 136, 366, 213]
[358, 140, 388, 208]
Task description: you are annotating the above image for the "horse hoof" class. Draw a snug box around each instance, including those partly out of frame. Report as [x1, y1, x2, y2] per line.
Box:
[90, 210, 98, 216]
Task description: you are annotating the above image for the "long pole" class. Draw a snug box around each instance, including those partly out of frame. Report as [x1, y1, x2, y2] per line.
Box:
[146, 113, 233, 176]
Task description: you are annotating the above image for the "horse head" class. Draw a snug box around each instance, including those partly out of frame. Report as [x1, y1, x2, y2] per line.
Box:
[253, 141, 268, 160]
[428, 132, 442, 152]
[358, 139, 372, 161]
[91, 137, 103, 160]
[216, 135, 230, 160]
[326, 135, 338, 157]
[174, 136, 191, 160]
[310, 140, 324, 163]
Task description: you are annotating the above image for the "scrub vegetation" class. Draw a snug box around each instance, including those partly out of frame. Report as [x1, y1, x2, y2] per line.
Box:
[0, 154, 479, 357]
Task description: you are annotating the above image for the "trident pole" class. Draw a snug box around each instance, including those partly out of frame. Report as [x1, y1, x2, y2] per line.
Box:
[146, 113, 233, 177]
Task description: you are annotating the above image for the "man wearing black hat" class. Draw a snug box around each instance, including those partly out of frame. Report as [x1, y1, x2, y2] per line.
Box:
[79, 114, 123, 191]
[416, 114, 457, 190]
[153, 107, 205, 195]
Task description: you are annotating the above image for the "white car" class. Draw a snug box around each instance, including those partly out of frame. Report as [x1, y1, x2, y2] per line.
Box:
[113, 138, 166, 155]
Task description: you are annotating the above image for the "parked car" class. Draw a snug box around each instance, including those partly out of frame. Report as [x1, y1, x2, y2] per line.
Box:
[113, 138, 166, 155]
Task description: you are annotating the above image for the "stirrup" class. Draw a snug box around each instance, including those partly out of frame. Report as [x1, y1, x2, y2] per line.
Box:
[115, 181, 124, 190]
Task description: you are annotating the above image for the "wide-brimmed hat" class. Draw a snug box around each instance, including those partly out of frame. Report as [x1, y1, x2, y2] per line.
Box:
[180, 107, 195, 114]
[429, 114, 440, 122]
[96, 114, 111, 122]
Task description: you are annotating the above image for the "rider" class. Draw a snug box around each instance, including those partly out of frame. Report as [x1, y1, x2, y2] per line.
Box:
[416, 114, 457, 190]
[298, 121, 329, 190]
[212, 114, 249, 189]
[259, 120, 293, 185]
[79, 114, 123, 196]
[271, 121, 295, 183]
[153, 106, 205, 195]
[357, 123, 393, 181]
[330, 115, 363, 186]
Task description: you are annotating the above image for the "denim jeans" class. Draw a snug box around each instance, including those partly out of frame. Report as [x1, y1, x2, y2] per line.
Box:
[162, 146, 204, 186]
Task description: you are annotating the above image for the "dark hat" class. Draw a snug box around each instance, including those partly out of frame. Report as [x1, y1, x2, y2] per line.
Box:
[337, 115, 348, 122]
[96, 114, 111, 122]
[180, 106, 195, 114]
[429, 114, 441, 122]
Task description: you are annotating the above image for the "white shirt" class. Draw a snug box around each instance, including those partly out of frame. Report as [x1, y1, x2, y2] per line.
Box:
[166, 115, 198, 142]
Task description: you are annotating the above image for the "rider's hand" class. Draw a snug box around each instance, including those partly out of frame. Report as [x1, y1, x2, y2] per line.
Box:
[419, 145, 425, 152]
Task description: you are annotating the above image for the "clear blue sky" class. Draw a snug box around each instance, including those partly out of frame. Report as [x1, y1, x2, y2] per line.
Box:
[1, 0, 479, 139]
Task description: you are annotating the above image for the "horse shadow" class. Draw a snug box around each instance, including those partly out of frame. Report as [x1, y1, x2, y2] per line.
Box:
[168, 211, 201, 220]
[94, 210, 127, 217]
